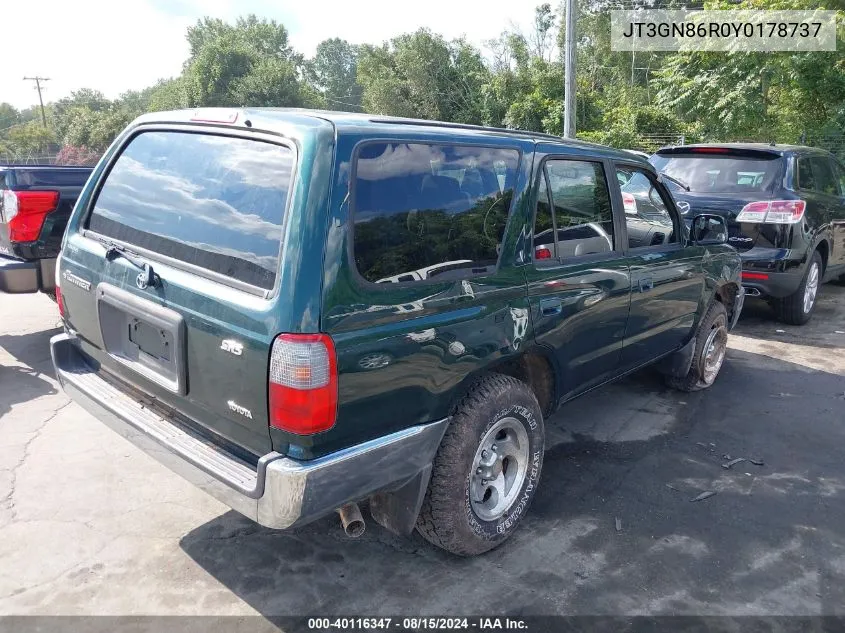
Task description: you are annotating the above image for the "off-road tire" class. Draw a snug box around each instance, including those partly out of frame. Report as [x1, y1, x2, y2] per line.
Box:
[416, 374, 544, 556]
[774, 251, 822, 326]
[666, 301, 728, 393]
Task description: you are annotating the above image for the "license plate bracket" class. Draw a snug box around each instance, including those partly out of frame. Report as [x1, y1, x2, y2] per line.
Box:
[97, 283, 186, 394]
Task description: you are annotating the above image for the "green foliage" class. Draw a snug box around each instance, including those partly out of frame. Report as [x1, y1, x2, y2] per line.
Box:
[2, 4, 844, 164]
[357, 29, 489, 124]
[0, 121, 57, 157]
[309, 38, 363, 111]
[182, 15, 314, 108]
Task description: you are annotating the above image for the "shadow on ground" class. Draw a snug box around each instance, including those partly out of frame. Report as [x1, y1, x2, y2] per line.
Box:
[0, 326, 62, 373]
[180, 347, 845, 616]
[0, 327, 62, 416]
[733, 283, 845, 350]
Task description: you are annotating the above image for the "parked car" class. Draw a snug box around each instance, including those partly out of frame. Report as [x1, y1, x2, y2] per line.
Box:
[651, 144, 845, 324]
[50, 109, 743, 556]
[0, 165, 93, 296]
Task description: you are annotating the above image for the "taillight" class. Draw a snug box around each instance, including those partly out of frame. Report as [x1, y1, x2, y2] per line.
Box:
[55, 285, 65, 316]
[3, 190, 60, 242]
[622, 192, 638, 214]
[269, 333, 338, 435]
[536, 247, 552, 260]
[55, 253, 64, 317]
[736, 200, 806, 224]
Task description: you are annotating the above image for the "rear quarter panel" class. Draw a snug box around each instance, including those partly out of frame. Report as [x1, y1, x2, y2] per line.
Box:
[697, 242, 742, 326]
[309, 128, 536, 460]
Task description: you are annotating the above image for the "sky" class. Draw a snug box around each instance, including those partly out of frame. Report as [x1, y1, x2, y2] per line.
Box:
[1, 0, 534, 110]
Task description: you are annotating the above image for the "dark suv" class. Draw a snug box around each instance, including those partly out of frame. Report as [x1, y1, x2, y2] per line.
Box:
[51, 109, 743, 555]
[651, 144, 845, 324]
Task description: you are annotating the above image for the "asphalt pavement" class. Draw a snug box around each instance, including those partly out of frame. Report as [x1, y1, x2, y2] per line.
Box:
[1, 284, 844, 616]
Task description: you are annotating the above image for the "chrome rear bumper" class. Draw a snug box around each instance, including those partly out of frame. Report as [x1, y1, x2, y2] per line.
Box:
[50, 333, 448, 529]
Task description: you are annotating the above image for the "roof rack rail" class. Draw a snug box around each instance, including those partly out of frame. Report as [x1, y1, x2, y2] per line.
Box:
[367, 117, 567, 142]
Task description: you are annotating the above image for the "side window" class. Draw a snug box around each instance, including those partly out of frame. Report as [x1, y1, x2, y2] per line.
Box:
[811, 157, 839, 196]
[797, 157, 816, 191]
[834, 161, 845, 197]
[533, 172, 556, 259]
[352, 142, 520, 283]
[617, 166, 678, 249]
[541, 159, 614, 259]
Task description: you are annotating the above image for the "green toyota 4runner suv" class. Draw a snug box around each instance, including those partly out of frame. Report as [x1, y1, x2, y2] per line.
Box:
[51, 109, 743, 555]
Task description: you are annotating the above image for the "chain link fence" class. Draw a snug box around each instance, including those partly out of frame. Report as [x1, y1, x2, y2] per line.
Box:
[0, 153, 59, 166]
[803, 135, 845, 161]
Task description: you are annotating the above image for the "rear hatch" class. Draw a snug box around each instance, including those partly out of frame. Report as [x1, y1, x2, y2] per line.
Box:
[59, 127, 297, 458]
[650, 147, 787, 252]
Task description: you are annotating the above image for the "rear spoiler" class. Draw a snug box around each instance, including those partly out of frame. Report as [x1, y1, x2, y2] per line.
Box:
[655, 147, 782, 160]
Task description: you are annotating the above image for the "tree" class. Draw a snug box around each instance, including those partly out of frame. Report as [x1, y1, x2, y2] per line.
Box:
[358, 29, 489, 124]
[0, 103, 19, 130]
[530, 3, 557, 62]
[146, 78, 190, 112]
[309, 38, 362, 111]
[182, 15, 315, 108]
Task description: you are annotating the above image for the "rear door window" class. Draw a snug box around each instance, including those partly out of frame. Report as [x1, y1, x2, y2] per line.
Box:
[616, 166, 678, 249]
[834, 161, 845, 196]
[810, 157, 839, 196]
[534, 159, 615, 260]
[352, 142, 520, 283]
[87, 131, 294, 291]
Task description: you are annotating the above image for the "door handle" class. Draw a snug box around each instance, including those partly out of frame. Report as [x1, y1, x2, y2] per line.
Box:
[539, 297, 563, 316]
[639, 276, 654, 293]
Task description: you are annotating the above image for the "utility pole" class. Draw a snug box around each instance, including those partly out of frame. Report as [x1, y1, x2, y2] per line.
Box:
[562, 0, 576, 138]
[23, 76, 50, 127]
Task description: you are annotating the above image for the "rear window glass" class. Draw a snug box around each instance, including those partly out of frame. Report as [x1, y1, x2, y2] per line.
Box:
[14, 169, 90, 188]
[650, 154, 782, 193]
[352, 142, 520, 284]
[87, 131, 293, 290]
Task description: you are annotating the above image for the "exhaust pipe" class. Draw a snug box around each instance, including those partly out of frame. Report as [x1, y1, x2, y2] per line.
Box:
[743, 286, 762, 297]
[337, 503, 366, 538]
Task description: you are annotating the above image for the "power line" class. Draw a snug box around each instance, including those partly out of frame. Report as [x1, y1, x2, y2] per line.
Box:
[22, 76, 50, 127]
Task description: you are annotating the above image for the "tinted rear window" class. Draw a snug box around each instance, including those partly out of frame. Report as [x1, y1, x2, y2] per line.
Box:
[13, 169, 90, 188]
[650, 154, 782, 193]
[352, 142, 520, 284]
[88, 131, 293, 290]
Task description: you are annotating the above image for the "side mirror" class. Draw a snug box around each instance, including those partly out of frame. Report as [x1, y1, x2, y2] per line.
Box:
[691, 214, 728, 245]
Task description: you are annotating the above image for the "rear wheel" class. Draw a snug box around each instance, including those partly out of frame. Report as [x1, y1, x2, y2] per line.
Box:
[775, 251, 822, 326]
[666, 301, 728, 393]
[416, 374, 544, 556]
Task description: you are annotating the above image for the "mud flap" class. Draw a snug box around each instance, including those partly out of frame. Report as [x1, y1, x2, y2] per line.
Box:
[369, 466, 432, 536]
[655, 336, 696, 378]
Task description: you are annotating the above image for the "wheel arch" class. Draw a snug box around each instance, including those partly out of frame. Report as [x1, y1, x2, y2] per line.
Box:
[714, 280, 741, 326]
[814, 237, 830, 274]
[448, 345, 560, 421]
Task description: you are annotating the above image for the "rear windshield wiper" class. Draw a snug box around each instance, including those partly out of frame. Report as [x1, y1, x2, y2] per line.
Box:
[103, 242, 158, 289]
[659, 172, 691, 191]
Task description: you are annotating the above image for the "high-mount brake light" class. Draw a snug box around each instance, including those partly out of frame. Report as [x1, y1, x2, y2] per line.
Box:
[189, 111, 239, 124]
